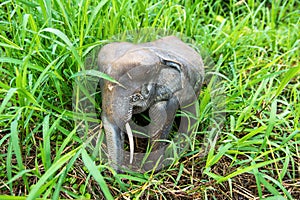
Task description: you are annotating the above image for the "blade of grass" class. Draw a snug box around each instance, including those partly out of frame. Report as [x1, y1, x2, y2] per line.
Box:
[81, 149, 114, 200]
[252, 161, 263, 198]
[263, 196, 286, 200]
[0, 133, 10, 146]
[52, 148, 82, 200]
[261, 173, 293, 199]
[17, 88, 38, 105]
[0, 57, 44, 72]
[279, 149, 289, 182]
[0, 88, 17, 114]
[37, 0, 52, 26]
[206, 143, 232, 168]
[40, 28, 82, 66]
[71, 69, 123, 87]
[10, 120, 29, 190]
[31, 56, 61, 95]
[42, 115, 51, 171]
[217, 157, 283, 183]
[84, 0, 109, 39]
[0, 35, 23, 50]
[6, 169, 32, 185]
[175, 163, 184, 186]
[54, 125, 77, 162]
[6, 139, 13, 194]
[53, 0, 75, 40]
[0, 196, 45, 200]
[273, 65, 300, 99]
[116, 174, 147, 184]
[237, 125, 266, 144]
[258, 99, 277, 152]
[258, 174, 280, 196]
[236, 79, 268, 129]
[27, 146, 81, 200]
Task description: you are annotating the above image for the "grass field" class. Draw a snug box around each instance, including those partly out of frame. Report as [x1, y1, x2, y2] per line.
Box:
[0, 0, 299, 199]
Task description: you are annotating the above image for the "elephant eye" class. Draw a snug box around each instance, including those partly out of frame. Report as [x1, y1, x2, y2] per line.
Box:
[130, 93, 143, 102]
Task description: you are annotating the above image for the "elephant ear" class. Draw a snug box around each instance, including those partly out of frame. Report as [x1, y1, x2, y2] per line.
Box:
[148, 36, 204, 98]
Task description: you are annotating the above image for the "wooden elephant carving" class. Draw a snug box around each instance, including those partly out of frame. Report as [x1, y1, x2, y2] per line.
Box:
[98, 36, 204, 172]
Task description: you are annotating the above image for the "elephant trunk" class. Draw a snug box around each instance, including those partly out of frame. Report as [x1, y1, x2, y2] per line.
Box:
[101, 81, 135, 171]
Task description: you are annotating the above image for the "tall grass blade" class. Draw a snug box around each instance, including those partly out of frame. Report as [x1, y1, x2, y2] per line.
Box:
[236, 79, 268, 129]
[6, 169, 32, 185]
[274, 65, 300, 98]
[40, 28, 82, 66]
[206, 143, 232, 168]
[53, 0, 75, 38]
[262, 173, 293, 199]
[0, 133, 10, 147]
[252, 161, 263, 198]
[217, 157, 283, 183]
[0, 88, 17, 114]
[0, 35, 23, 50]
[259, 100, 277, 151]
[10, 120, 29, 189]
[84, 0, 110, 39]
[52, 148, 82, 200]
[71, 69, 122, 86]
[263, 196, 286, 200]
[54, 127, 77, 162]
[81, 149, 114, 200]
[27, 146, 81, 200]
[6, 139, 13, 194]
[42, 115, 51, 171]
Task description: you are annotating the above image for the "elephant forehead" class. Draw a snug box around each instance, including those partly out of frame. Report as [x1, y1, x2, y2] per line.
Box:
[118, 48, 160, 64]
[109, 48, 161, 77]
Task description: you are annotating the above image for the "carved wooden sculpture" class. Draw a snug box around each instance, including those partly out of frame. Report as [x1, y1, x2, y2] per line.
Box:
[98, 36, 204, 172]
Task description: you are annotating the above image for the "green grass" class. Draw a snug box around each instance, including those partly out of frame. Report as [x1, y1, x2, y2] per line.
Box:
[0, 0, 299, 199]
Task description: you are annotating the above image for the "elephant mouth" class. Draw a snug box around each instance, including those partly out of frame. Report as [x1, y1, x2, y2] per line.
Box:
[131, 108, 151, 126]
[127, 95, 165, 161]
[123, 84, 176, 165]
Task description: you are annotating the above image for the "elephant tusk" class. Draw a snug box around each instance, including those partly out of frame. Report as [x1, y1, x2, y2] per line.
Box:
[125, 122, 134, 164]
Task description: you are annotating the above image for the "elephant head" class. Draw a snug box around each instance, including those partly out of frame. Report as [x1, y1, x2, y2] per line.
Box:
[98, 36, 204, 172]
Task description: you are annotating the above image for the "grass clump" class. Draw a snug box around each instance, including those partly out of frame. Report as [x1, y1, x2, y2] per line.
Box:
[0, 0, 299, 199]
